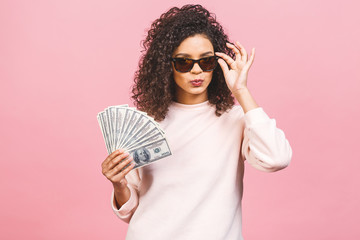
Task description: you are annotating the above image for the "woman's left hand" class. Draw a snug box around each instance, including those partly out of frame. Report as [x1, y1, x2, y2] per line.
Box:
[215, 41, 255, 95]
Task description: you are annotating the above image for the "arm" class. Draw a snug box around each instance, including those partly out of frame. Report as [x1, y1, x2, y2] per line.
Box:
[110, 169, 141, 223]
[230, 57, 291, 171]
[113, 184, 131, 209]
[101, 149, 140, 223]
[235, 88, 292, 171]
[241, 107, 292, 172]
[234, 87, 292, 171]
[216, 42, 292, 171]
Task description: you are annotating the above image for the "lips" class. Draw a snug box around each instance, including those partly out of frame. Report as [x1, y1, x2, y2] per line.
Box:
[190, 79, 204, 87]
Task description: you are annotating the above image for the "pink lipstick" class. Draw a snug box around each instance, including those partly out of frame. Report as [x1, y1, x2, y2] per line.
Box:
[190, 79, 204, 87]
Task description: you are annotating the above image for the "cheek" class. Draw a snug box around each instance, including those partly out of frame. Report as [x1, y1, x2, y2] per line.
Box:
[172, 66, 179, 82]
[205, 72, 213, 82]
[172, 68, 186, 85]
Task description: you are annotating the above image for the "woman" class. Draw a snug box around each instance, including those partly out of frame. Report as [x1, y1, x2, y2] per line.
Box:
[101, 4, 292, 240]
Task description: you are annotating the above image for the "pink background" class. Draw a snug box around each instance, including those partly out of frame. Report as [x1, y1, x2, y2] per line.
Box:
[1, 0, 359, 239]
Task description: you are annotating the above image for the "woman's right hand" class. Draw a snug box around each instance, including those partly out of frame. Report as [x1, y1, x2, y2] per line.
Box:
[101, 149, 135, 189]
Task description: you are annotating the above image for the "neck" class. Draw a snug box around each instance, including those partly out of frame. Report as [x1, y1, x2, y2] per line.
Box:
[175, 92, 208, 105]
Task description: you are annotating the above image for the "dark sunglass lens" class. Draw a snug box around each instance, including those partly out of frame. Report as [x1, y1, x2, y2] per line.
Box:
[175, 59, 193, 72]
[200, 57, 217, 71]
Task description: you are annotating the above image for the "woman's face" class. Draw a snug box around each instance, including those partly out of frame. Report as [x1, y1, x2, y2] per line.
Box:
[171, 34, 215, 104]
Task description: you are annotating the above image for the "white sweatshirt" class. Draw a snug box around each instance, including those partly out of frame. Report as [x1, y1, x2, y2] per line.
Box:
[111, 101, 292, 240]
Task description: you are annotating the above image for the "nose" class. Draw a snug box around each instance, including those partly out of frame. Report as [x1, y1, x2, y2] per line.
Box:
[190, 62, 203, 74]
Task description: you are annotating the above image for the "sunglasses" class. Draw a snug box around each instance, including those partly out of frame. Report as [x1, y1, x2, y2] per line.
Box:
[171, 56, 219, 73]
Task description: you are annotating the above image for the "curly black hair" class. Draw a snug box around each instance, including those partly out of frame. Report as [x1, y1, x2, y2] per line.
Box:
[131, 4, 235, 121]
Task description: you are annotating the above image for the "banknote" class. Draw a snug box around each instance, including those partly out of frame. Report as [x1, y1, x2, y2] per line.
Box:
[98, 112, 111, 153]
[97, 114, 111, 154]
[127, 138, 172, 169]
[120, 111, 148, 149]
[97, 105, 172, 169]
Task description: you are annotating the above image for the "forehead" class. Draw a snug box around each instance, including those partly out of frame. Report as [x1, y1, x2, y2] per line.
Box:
[173, 34, 214, 57]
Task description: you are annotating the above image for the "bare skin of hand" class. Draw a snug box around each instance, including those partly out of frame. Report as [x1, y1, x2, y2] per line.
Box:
[215, 41, 259, 113]
[215, 41, 255, 95]
[101, 149, 135, 207]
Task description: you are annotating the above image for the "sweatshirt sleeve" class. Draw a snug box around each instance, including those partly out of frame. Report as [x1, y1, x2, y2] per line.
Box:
[111, 169, 141, 223]
[241, 107, 292, 172]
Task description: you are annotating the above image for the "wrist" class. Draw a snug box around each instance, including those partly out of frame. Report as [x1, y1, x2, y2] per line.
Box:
[233, 87, 259, 113]
[113, 182, 128, 192]
[113, 186, 131, 209]
[233, 87, 250, 100]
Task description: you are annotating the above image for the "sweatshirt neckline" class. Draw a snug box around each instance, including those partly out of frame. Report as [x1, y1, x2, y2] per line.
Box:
[171, 100, 211, 110]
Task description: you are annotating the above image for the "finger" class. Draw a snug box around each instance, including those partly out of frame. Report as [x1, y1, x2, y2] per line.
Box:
[102, 149, 124, 167]
[226, 42, 242, 62]
[235, 41, 248, 62]
[106, 152, 130, 171]
[107, 156, 133, 178]
[111, 162, 136, 183]
[241, 48, 255, 74]
[243, 48, 255, 71]
[216, 57, 230, 76]
[108, 157, 135, 179]
[215, 52, 236, 70]
[102, 151, 129, 175]
[247, 48, 255, 67]
[114, 162, 136, 179]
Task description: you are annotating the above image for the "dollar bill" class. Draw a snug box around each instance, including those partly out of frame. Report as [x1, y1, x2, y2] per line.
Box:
[105, 107, 115, 152]
[119, 109, 138, 148]
[123, 119, 159, 147]
[97, 105, 172, 169]
[127, 138, 172, 169]
[97, 112, 111, 154]
[97, 114, 111, 154]
[126, 127, 163, 150]
[120, 111, 149, 148]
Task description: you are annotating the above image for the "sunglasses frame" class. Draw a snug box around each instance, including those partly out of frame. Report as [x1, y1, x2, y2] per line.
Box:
[171, 56, 219, 73]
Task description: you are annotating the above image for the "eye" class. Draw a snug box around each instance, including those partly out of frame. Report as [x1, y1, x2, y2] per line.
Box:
[176, 58, 192, 65]
[200, 57, 216, 66]
[202, 56, 215, 63]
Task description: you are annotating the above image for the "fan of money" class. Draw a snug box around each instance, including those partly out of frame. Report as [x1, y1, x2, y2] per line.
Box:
[97, 105, 172, 169]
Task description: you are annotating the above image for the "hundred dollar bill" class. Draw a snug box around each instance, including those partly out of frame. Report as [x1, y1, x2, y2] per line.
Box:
[105, 107, 115, 152]
[126, 127, 163, 150]
[126, 138, 172, 169]
[118, 107, 131, 147]
[97, 104, 172, 168]
[113, 107, 121, 149]
[108, 105, 127, 149]
[97, 112, 112, 154]
[97, 114, 111, 154]
[119, 109, 138, 148]
[147, 116, 164, 134]
[122, 119, 159, 148]
[115, 107, 127, 150]
[120, 110, 149, 148]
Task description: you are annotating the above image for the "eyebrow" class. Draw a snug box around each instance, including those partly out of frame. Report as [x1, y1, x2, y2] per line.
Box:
[174, 51, 214, 58]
